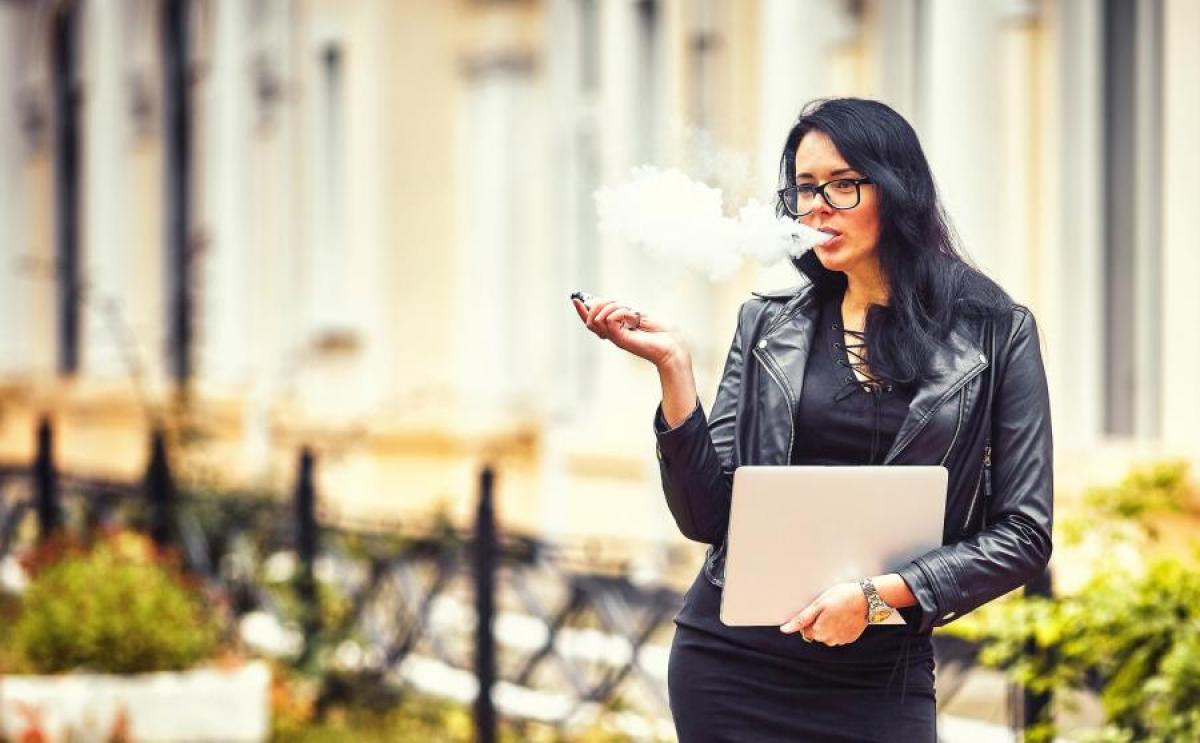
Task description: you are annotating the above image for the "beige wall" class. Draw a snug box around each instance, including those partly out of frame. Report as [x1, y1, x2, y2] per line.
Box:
[1, 0, 1197, 575]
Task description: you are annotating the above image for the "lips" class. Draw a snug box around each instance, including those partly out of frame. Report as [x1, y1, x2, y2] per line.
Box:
[817, 228, 843, 247]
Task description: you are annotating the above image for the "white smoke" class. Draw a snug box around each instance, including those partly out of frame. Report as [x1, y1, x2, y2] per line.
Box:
[594, 165, 830, 281]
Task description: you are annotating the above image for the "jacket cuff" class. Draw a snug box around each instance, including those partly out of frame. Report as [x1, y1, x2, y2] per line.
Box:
[896, 560, 940, 634]
[652, 397, 705, 459]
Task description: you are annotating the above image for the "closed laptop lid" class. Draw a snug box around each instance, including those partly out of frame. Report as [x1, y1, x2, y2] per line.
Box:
[720, 465, 947, 627]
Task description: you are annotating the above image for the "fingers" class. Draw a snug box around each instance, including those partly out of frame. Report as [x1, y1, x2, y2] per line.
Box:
[574, 296, 641, 340]
[598, 304, 640, 334]
[572, 297, 608, 337]
[785, 609, 862, 647]
[572, 297, 589, 323]
[613, 306, 642, 331]
[594, 302, 623, 331]
[782, 605, 851, 645]
[583, 298, 616, 338]
[780, 604, 820, 635]
[585, 297, 614, 327]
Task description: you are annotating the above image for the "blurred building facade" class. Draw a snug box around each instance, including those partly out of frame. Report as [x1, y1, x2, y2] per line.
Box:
[1, 0, 1198, 566]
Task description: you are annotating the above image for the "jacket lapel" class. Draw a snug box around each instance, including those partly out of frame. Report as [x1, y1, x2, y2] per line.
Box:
[750, 286, 818, 465]
[882, 323, 988, 464]
[751, 283, 988, 466]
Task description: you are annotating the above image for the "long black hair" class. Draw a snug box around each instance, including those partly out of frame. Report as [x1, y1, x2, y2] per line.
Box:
[777, 97, 1013, 387]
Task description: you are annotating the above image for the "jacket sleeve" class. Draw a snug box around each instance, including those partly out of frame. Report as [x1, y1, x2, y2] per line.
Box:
[895, 307, 1054, 634]
[651, 301, 753, 544]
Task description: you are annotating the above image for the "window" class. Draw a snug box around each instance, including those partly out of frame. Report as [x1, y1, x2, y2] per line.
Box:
[634, 0, 661, 163]
[162, 0, 194, 383]
[51, 2, 82, 376]
[1101, 0, 1163, 436]
[309, 42, 348, 332]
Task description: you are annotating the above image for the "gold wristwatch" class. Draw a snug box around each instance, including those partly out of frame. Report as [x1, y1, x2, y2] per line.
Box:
[859, 577, 895, 624]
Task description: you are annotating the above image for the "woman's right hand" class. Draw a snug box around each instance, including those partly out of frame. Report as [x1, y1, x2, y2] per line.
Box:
[571, 295, 690, 370]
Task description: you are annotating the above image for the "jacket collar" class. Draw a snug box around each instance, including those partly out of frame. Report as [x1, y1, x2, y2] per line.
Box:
[752, 273, 989, 465]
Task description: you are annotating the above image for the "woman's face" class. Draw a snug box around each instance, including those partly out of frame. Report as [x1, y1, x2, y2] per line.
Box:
[793, 130, 881, 275]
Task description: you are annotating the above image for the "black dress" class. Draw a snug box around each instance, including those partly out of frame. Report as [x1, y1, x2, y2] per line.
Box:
[664, 289, 938, 742]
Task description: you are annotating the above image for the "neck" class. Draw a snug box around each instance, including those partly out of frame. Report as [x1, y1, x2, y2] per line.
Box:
[842, 260, 890, 313]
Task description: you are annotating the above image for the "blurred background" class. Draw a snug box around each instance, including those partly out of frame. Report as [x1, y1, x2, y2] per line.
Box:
[1, 0, 1198, 741]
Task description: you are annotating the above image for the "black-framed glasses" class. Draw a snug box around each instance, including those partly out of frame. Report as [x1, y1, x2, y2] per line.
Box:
[777, 177, 873, 218]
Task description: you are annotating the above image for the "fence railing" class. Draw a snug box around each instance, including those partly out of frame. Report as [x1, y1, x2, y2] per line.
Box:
[0, 416, 1046, 739]
[0, 418, 690, 737]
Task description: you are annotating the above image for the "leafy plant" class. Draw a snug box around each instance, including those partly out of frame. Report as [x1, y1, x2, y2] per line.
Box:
[9, 530, 221, 674]
[268, 678, 671, 743]
[941, 459, 1200, 743]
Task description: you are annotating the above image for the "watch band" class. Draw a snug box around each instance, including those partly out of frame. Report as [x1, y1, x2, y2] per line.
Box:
[859, 577, 894, 624]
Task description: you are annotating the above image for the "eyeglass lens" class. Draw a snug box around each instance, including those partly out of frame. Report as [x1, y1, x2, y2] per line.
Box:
[781, 180, 862, 216]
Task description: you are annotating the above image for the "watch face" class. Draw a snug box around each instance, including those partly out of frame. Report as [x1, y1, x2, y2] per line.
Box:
[870, 607, 893, 623]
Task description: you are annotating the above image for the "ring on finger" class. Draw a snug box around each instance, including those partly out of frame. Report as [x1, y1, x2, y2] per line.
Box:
[614, 306, 640, 330]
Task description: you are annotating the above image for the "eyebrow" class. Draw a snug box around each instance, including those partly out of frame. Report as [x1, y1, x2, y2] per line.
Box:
[795, 167, 858, 179]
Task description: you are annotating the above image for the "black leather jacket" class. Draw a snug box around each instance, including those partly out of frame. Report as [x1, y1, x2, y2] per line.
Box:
[652, 276, 1054, 635]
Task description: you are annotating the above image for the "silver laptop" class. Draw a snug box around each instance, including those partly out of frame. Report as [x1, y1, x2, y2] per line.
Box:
[720, 465, 948, 627]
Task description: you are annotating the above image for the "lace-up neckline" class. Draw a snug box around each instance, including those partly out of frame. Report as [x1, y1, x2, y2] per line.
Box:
[831, 322, 895, 401]
[829, 303, 898, 467]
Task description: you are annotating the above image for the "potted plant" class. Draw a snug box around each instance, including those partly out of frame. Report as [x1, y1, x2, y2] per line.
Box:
[0, 530, 270, 742]
[942, 460, 1200, 743]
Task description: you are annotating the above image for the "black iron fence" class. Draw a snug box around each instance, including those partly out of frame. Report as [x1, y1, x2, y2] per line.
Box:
[0, 416, 1048, 739]
[0, 417, 689, 738]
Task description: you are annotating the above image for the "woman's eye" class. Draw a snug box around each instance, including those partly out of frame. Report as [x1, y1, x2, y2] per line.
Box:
[832, 180, 856, 192]
[797, 186, 817, 197]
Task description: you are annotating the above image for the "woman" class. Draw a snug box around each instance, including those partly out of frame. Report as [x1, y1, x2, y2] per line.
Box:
[571, 98, 1053, 742]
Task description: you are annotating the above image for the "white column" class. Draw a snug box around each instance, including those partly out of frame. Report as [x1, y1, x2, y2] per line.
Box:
[545, 0, 598, 421]
[755, 0, 855, 194]
[1160, 0, 1200, 452]
[0, 6, 30, 374]
[304, 14, 352, 338]
[754, 0, 855, 291]
[80, 2, 133, 380]
[995, 4, 1040, 306]
[200, 0, 253, 389]
[867, 0, 920, 120]
[918, 0, 1006, 274]
[1052, 0, 1105, 446]
[340, 0, 388, 418]
[456, 68, 521, 414]
[1131, 0, 1163, 439]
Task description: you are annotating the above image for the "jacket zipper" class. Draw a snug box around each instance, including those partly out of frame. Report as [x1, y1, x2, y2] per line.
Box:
[707, 293, 815, 588]
[960, 442, 992, 534]
[711, 345, 797, 588]
[886, 358, 988, 464]
[749, 293, 817, 465]
[940, 389, 968, 465]
[982, 442, 993, 523]
[752, 347, 796, 463]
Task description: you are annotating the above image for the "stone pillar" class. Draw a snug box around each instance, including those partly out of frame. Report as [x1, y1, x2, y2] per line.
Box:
[1160, 0, 1200, 452]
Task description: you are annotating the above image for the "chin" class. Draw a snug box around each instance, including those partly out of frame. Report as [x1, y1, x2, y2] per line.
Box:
[814, 245, 855, 273]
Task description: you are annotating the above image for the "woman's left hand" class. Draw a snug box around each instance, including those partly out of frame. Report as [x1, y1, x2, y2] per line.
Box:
[779, 582, 868, 646]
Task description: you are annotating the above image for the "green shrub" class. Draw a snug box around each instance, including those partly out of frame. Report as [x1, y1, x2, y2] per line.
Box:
[269, 687, 668, 743]
[10, 530, 220, 674]
[942, 459, 1200, 743]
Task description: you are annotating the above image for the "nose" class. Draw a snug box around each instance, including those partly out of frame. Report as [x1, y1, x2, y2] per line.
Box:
[805, 191, 835, 221]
